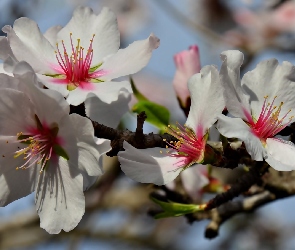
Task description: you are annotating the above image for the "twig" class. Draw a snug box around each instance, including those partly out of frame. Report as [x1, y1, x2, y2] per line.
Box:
[92, 111, 175, 156]
[205, 161, 268, 210]
[205, 191, 275, 239]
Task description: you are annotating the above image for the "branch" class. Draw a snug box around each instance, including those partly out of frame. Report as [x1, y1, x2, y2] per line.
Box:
[74, 109, 295, 240]
[203, 167, 295, 238]
[205, 191, 275, 239]
[67, 103, 250, 171]
[205, 161, 268, 210]
[92, 112, 175, 156]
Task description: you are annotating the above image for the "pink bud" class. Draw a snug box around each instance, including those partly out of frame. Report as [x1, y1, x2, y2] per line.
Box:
[173, 45, 201, 109]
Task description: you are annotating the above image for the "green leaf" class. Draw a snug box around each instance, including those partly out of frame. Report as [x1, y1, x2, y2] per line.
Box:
[132, 100, 170, 132]
[150, 196, 204, 219]
[130, 77, 148, 102]
[53, 145, 69, 160]
[130, 77, 171, 132]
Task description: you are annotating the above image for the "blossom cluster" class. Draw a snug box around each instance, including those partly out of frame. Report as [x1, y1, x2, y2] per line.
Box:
[0, 5, 295, 235]
[0, 6, 159, 233]
[120, 48, 295, 188]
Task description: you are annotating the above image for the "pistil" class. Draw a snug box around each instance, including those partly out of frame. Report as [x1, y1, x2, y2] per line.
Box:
[12, 115, 67, 173]
[54, 33, 95, 89]
[164, 124, 206, 168]
[250, 95, 294, 140]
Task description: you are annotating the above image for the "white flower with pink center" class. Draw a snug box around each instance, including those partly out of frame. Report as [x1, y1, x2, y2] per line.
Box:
[217, 50, 295, 171]
[0, 62, 111, 233]
[118, 66, 224, 185]
[52, 33, 102, 91]
[1, 6, 159, 127]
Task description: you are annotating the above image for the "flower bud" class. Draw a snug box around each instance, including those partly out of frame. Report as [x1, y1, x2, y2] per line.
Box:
[173, 45, 201, 112]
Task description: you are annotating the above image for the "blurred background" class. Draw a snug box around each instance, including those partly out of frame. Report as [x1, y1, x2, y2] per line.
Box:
[1, 0, 295, 249]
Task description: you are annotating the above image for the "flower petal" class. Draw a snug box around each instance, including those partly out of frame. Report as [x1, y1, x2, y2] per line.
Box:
[35, 158, 85, 234]
[5, 18, 55, 73]
[57, 6, 119, 66]
[0, 137, 38, 206]
[0, 89, 35, 135]
[66, 80, 131, 106]
[85, 89, 131, 128]
[100, 34, 160, 81]
[186, 65, 225, 135]
[241, 60, 295, 119]
[13, 65, 70, 124]
[37, 74, 69, 97]
[0, 36, 16, 61]
[44, 25, 63, 47]
[180, 165, 209, 200]
[0, 71, 18, 87]
[70, 114, 111, 177]
[217, 114, 266, 161]
[3, 56, 19, 74]
[81, 138, 111, 190]
[118, 141, 182, 185]
[220, 50, 251, 120]
[265, 138, 295, 171]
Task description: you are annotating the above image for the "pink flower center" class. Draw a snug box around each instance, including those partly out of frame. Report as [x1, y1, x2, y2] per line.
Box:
[247, 95, 294, 141]
[165, 124, 206, 168]
[13, 115, 66, 173]
[53, 33, 106, 90]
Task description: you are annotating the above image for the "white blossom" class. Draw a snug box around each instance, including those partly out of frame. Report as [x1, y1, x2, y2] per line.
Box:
[217, 50, 295, 171]
[118, 66, 224, 185]
[0, 62, 110, 233]
[1, 6, 159, 127]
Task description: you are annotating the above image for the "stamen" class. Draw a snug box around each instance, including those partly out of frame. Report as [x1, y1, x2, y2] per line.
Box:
[55, 33, 96, 87]
[250, 95, 294, 140]
[165, 123, 206, 168]
[12, 116, 65, 173]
